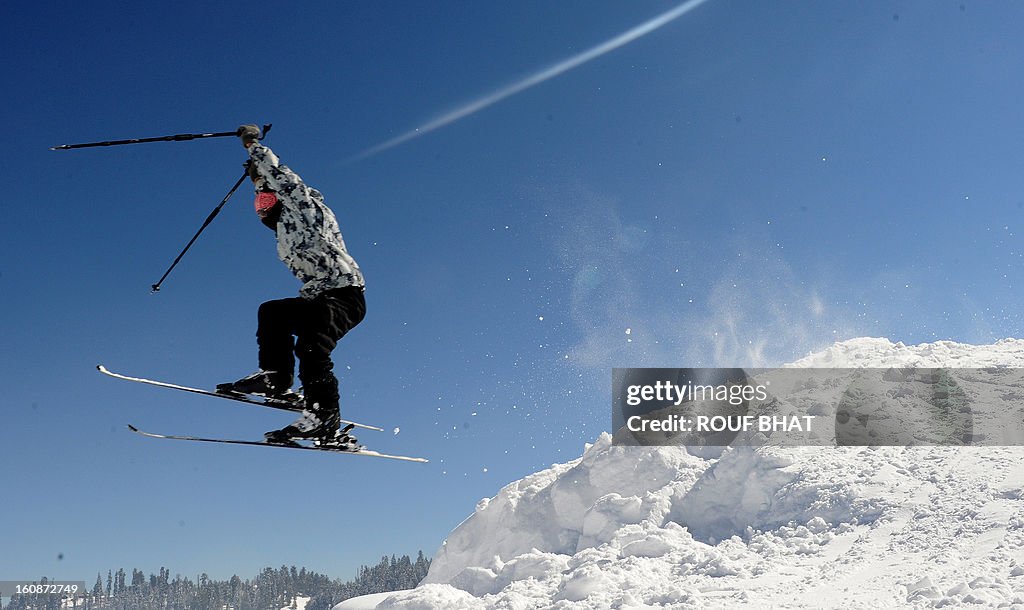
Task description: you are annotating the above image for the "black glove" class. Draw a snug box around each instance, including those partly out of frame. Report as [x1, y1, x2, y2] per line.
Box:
[237, 124, 261, 146]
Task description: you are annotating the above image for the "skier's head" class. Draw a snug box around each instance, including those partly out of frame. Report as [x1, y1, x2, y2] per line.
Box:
[246, 161, 281, 230]
[254, 190, 281, 230]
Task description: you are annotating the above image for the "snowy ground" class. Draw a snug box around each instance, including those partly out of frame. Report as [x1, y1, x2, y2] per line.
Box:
[283, 595, 310, 610]
[336, 338, 1024, 609]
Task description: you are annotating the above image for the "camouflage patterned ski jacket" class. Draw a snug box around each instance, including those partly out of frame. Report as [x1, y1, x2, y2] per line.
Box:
[247, 143, 365, 299]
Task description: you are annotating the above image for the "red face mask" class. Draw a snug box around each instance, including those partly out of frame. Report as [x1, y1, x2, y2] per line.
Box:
[254, 191, 278, 218]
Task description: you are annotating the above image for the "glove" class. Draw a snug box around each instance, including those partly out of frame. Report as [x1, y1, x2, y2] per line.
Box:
[237, 124, 261, 147]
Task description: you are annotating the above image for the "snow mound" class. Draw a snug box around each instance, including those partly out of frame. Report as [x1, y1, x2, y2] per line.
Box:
[787, 337, 1024, 368]
[351, 338, 1024, 609]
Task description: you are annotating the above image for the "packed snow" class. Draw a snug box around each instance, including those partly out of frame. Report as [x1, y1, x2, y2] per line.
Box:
[282, 596, 310, 610]
[337, 338, 1024, 609]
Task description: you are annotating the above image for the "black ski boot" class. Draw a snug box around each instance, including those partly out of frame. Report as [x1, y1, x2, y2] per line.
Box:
[264, 402, 341, 443]
[263, 374, 356, 448]
[314, 423, 361, 451]
[217, 370, 295, 400]
[264, 375, 340, 444]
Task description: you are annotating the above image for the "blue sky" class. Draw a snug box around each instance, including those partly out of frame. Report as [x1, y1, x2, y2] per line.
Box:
[4, 0, 1024, 587]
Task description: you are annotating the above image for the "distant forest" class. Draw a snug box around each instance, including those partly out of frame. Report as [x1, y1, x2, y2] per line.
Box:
[4, 552, 430, 610]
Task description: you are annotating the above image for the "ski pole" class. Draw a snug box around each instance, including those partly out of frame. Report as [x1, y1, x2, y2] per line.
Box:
[150, 124, 272, 292]
[150, 171, 247, 293]
[52, 129, 246, 151]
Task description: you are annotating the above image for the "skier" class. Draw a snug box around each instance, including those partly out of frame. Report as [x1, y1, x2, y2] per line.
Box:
[217, 124, 366, 447]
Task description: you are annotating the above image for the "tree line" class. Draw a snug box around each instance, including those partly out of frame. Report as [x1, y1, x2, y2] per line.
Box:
[4, 552, 430, 610]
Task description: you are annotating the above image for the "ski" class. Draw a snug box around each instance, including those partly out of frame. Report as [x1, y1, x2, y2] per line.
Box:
[98, 365, 384, 432]
[127, 425, 428, 463]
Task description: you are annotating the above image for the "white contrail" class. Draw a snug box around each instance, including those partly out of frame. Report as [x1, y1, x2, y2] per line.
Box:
[347, 0, 712, 162]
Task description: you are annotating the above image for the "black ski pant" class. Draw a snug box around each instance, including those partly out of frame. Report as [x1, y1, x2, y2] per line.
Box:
[256, 286, 366, 411]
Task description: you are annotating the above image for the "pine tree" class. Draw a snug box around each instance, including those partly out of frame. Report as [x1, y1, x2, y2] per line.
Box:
[414, 550, 431, 585]
[114, 569, 125, 596]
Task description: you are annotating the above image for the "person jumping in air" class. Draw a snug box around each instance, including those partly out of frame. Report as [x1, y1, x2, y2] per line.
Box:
[217, 124, 366, 448]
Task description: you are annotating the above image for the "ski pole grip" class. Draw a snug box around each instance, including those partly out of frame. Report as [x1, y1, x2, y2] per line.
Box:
[260, 124, 272, 139]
